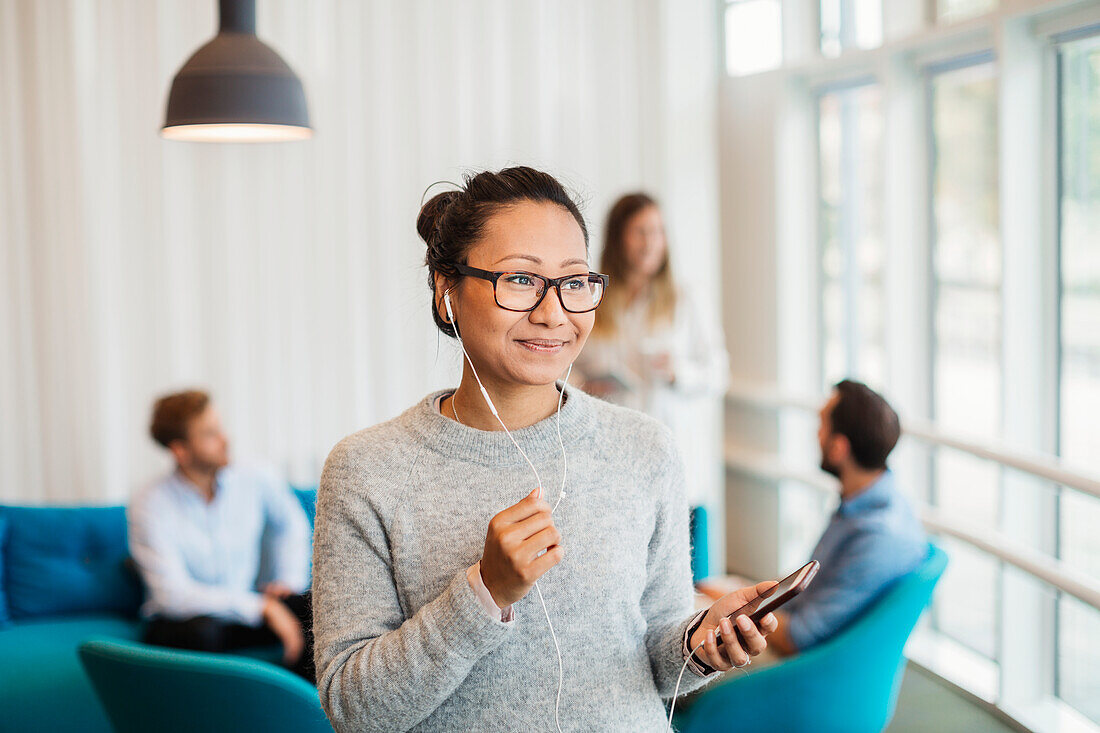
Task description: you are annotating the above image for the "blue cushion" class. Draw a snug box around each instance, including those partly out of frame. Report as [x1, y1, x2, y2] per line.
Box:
[2, 505, 142, 621]
[0, 513, 10, 626]
[292, 486, 317, 530]
[690, 505, 709, 582]
[257, 486, 318, 590]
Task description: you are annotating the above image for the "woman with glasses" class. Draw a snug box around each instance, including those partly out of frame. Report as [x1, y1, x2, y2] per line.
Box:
[576, 193, 729, 512]
[311, 167, 775, 733]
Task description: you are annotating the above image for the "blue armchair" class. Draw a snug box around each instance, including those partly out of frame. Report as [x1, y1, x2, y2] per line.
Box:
[676, 543, 948, 733]
[79, 638, 332, 733]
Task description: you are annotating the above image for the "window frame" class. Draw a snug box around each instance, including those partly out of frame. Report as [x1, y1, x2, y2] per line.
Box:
[814, 76, 884, 391]
[923, 51, 1005, 662]
[1053, 26, 1100, 721]
[755, 0, 1100, 726]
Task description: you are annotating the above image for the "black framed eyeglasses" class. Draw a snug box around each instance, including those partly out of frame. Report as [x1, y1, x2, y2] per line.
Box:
[453, 263, 609, 313]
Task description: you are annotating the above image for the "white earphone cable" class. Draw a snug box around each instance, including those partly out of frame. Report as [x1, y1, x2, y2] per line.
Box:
[446, 290, 569, 733]
[667, 641, 704, 732]
[551, 363, 572, 512]
[666, 637, 751, 732]
[542, 362, 572, 728]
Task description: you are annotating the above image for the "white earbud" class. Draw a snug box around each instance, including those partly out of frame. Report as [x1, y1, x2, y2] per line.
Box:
[444, 288, 456, 325]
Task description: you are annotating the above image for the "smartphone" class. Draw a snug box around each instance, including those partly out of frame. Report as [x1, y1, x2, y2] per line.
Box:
[712, 560, 820, 649]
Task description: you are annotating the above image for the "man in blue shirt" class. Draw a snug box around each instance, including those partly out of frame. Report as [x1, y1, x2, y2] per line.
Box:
[769, 380, 927, 655]
[128, 390, 315, 682]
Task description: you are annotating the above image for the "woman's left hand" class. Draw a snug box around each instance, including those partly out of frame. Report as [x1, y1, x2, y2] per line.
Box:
[689, 581, 779, 671]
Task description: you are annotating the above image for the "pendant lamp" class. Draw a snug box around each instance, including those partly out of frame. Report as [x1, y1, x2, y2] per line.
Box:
[162, 0, 311, 142]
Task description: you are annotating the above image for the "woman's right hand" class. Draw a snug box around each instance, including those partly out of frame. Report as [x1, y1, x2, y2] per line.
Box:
[479, 488, 564, 608]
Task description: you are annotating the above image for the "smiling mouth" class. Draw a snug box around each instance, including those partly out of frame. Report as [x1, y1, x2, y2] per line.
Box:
[517, 339, 567, 353]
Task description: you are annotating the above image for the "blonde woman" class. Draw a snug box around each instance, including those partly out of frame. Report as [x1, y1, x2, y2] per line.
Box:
[576, 193, 729, 509]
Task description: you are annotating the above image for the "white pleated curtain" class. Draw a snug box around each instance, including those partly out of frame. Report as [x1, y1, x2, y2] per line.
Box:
[0, 0, 721, 505]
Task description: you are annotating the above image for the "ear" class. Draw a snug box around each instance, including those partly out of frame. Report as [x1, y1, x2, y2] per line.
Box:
[829, 434, 851, 465]
[168, 440, 188, 467]
[433, 272, 457, 323]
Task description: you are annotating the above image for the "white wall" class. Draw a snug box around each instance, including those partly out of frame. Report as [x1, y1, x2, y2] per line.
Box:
[0, 0, 721, 504]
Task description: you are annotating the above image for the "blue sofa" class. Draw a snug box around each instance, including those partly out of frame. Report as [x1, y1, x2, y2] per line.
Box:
[0, 487, 317, 733]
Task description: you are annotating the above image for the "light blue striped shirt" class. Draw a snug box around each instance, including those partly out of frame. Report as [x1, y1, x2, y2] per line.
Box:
[127, 464, 311, 626]
[784, 470, 926, 650]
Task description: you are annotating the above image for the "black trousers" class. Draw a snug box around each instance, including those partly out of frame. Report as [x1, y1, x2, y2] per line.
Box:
[143, 591, 315, 684]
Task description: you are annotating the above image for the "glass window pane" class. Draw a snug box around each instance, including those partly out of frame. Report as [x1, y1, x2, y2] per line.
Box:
[929, 60, 1000, 657]
[932, 284, 1000, 440]
[820, 0, 883, 58]
[1060, 294, 1100, 467]
[934, 452, 999, 527]
[1060, 493, 1100, 582]
[934, 536, 1000, 659]
[930, 61, 1000, 439]
[818, 84, 884, 389]
[1059, 595, 1100, 725]
[725, 0, 783, 76]
[936, 0, 997, 24]
[823, 278, 846, 383]
[1058, 35, 1100, 725]
[821, 0, 843, 58]
[1059, 33, 1100, 471]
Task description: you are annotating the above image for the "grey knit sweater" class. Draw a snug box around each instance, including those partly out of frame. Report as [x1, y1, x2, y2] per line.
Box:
[312, 386, 712, 732]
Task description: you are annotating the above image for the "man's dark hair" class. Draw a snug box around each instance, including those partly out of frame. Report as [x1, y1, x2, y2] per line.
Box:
[150, 390, 210, 448]
[829, 380, 901, 470]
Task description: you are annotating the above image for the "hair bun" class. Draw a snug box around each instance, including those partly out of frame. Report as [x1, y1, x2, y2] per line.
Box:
[417, 190, 461, 246]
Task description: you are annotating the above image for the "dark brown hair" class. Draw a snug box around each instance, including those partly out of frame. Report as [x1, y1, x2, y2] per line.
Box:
[829, 380, 901, 470]
[594, 192, 676, 337]
[417, 166, 588, 337]
[149, 390, 210, 448]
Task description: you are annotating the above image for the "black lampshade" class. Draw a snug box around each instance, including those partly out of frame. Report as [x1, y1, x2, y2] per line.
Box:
[162, 0, 311, 142]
